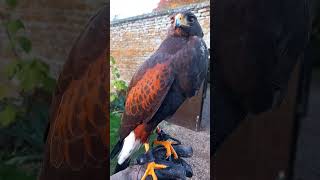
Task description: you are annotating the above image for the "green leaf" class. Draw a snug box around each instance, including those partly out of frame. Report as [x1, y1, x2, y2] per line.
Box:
[0, 105, 17, 127]
[110, 56, 115, 65]
[0, 84, 9, 100]
[110, 93, 117, 102]
[111, 68, 120, 78]
[41, 76, 56, 93]
[5, 0, 18, 8]
[4, 61, 20, 79]
[15, 62, 41, 92]
[28, 59, 56, 92]
[33, 59, 49, 73]
[6, 20, 24, 35]
[17, 36, 32, 53]
[113, 80, 127, 91]
[115, 72, 120, 78]
[4, 42, 16, 54]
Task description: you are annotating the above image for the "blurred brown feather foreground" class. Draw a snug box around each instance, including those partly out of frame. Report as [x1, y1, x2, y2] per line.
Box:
[38, 5, 109, 180]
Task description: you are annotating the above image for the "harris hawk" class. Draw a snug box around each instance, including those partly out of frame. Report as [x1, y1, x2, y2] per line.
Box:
[110, 11, 208, 179]
[38, 5, 108, 180]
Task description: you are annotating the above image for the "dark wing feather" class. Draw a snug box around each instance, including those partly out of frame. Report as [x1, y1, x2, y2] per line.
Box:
[39, 5, 108, 180]
[173, 36, 208, 97]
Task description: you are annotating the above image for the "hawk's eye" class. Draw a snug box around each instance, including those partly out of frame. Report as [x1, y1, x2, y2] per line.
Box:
[188, 16, 195, 23]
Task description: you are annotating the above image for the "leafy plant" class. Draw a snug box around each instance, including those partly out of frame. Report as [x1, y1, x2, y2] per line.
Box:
[109, 56, 128, 173]
[110, 56, 128, 112]
[0, 0, 56, 176]
[109, 111, 121, 173]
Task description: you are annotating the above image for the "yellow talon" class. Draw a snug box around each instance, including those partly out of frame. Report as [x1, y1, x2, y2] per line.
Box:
[141, 162, 167, 180]
[144, 143, 150, 152]
[154, 140, 178, 159]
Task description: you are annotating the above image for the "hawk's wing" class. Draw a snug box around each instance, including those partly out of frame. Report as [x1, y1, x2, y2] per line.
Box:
[119, 60, 175, 139]
[39, 5, 108, 179]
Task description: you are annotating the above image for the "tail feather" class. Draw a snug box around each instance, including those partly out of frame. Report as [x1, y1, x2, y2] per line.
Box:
[111, 140, 131, 174]
[110, 140, 123, 159]
[114, 158, 131, 174]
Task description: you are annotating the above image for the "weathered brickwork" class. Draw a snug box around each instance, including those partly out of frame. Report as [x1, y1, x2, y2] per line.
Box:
[110, 2, 210, 82]
[0, 0, 105, 77]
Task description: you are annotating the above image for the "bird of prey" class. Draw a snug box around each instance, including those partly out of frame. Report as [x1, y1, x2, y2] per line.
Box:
[212, 0, 311, 152]
[110, 11, 208, 179]
[38, 5, 108, 180]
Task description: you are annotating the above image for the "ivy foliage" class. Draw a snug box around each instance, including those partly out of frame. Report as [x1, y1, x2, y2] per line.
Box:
[110, 56, 128, 112]
[0, 0, 56, 176]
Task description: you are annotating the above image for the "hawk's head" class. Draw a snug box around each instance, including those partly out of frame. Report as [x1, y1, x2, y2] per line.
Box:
[170, 11, 204, 38]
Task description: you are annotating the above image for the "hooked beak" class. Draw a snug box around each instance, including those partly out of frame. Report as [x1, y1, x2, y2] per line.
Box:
[174, 13, 189, 29]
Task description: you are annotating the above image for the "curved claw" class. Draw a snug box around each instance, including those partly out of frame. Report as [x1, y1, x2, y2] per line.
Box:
[168, 136, 181, 145]
[152, 160, 191, 179]
[156, 128, 181, 145]
[135, 144, 194, 179]
[154, 140, 178, 159]
[141, 162, 167, 180]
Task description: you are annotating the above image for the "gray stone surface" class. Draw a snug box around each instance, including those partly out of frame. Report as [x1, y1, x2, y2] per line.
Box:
[159, 86, 210, 180]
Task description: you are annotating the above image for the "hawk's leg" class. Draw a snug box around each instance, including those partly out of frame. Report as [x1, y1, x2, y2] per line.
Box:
[141, 143, 167, 180]
[153, 127, 180, 160]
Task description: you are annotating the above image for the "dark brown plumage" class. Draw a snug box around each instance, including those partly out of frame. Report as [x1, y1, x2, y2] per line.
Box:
[38, 5, 108, 180]
[110, 11, 208, 173]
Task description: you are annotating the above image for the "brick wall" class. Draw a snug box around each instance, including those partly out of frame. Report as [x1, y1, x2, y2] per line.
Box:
[0, 0, 105, 77]
[110, 2, 210, 82]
